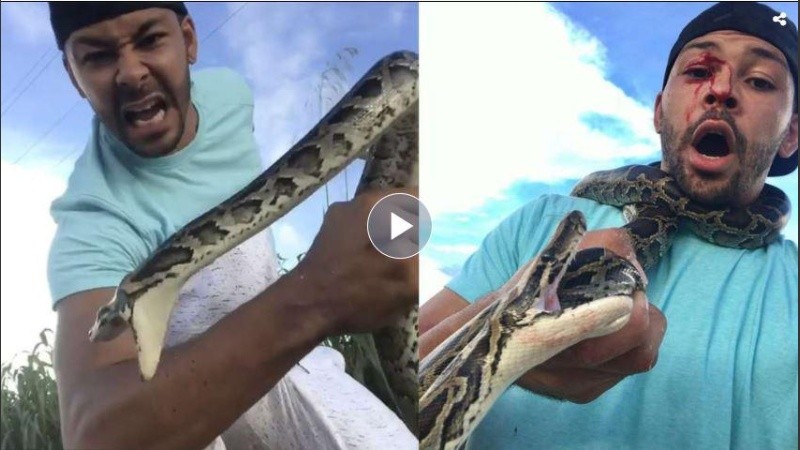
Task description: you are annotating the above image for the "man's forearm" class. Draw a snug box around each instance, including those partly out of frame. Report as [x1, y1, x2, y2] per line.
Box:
[64, 271, 330, 450]
[420, 292, 496, 360]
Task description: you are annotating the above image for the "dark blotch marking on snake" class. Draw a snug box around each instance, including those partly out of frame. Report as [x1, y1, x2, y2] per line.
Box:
[126, 282, 162, 302]
[287, 145, 323, 178]
[389, 64, 418, 86]
[188, 221, 230, 246]
[268, 178, 300, 205]
[231, 199, 264, 225]
[136, 247, 194, 280]
[355, 76, 383, 98]
[420, 389, 450, 439]
[327, 104, 359, 125]
[332, 133, 354, 153]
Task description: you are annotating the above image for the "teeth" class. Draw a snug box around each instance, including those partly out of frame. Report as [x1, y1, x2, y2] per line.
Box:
[125, 98, 160, 113]
[132, 108, 165, 127]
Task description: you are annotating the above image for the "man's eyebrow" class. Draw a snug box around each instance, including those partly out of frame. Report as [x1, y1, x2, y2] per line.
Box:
[747, 46, 789, 70]
[130, 18, 163, 42]
[682, 40, 788, 70]
[683, 40, 720, 53]
[71, 18, 164, 49]
[71, 34, 114, 48]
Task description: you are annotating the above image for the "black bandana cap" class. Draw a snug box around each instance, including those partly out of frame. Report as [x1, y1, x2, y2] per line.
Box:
[662, 2, 798, 176]
[49, 2, 188, 51]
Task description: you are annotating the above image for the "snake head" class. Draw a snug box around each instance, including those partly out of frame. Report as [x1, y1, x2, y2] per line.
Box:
[88, 295, 130, 343]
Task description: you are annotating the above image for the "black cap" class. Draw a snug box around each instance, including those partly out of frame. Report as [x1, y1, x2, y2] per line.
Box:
[663, 2, 798, 177]
[49, 2, 188, 51]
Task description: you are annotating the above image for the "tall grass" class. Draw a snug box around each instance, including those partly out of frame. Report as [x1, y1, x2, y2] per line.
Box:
[1, 329, 62, 450]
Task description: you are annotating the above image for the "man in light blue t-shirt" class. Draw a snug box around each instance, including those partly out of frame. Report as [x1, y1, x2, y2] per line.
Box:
[46, 3, 416, 449]
[421, 3, 798, 449]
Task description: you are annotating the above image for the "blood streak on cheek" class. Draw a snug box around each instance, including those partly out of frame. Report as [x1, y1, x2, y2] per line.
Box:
[682, 52, 731, 124]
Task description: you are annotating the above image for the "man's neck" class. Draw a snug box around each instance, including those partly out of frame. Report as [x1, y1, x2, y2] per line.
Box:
[173, 103, 199, 153]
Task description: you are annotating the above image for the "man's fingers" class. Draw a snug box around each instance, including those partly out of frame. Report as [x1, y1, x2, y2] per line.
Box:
[525, 295, 665, 402]
[597, 302, 666, 374]
[547, 291, 653, 368]
[567, 377, 626, 404]
[528, 366, 624, 403]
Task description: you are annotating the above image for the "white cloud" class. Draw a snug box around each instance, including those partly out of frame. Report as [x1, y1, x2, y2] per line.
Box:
[217, 4, 400, 266]
[0, 160, 64, 363]
[1, 2, 51, 46]
[390, 5, 407, 28]
[221, 4, 328, 166]
[272, 220, 311, 273]
[1, 124, 79, 174]
[419, 255, 451, 306]
[419, 3, 660, 217]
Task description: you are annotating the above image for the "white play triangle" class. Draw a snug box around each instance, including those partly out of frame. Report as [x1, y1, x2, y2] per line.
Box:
[390, 212, 414, 240]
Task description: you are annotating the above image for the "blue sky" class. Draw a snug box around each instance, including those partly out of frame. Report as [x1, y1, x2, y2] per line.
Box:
[0, 2, 418, 362]
[418, 2, 799, 300]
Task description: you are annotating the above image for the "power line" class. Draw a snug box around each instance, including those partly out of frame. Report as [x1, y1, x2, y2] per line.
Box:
[200, 3, 248, 43]
[11, 3, 249, 166]
[12, 100, 81, 164]
[51, 145, 82, 170]
[1, 49, 54, 106]
[0, 51, 59, 118]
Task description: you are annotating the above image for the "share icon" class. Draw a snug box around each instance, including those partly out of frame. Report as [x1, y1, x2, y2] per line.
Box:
[772, 12, 787, 26]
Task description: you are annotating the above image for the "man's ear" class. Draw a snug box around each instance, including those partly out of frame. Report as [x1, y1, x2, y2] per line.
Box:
[778, 113, 798, 159]
[653, 92, 663, 134]
[179, 15, 198, 64]
[62, 55, 86, 99]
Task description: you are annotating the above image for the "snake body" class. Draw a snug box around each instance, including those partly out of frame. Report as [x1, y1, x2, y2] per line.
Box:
[88, 51, 419, 433]
[419, 164, 789, 449]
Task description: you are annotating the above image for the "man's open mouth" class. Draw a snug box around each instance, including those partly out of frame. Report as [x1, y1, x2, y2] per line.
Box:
[122, 95, 168, 128]
[691, 121, 735, 158]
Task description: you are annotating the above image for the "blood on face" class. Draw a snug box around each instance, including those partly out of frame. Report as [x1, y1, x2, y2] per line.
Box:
[681, 52, 733, 123]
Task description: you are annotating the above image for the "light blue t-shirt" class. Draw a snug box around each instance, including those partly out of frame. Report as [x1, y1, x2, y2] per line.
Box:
[48, 68, 265, 309]
[447, 194, 798, 450]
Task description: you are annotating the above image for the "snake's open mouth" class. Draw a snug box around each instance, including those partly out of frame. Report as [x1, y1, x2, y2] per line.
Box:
[532, 287, 562, 314]
[553, 247, 643, 311]
[692, 121, 734, 158]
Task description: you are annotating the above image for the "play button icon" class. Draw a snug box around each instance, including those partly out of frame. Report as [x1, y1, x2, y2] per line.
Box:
[367, 193, 432, 259]
[391, 213, 414, 240]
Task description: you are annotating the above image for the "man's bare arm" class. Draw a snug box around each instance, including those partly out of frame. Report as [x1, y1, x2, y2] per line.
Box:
[56, 189, 418, 450]
[58, 272, 326, 449]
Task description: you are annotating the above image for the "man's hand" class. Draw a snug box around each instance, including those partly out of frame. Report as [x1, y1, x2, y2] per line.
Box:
[517, 228, 667, 403]
[290, 187, 419, 336]
[519, 290, 665, 402]
[422, 227, 666, 405]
